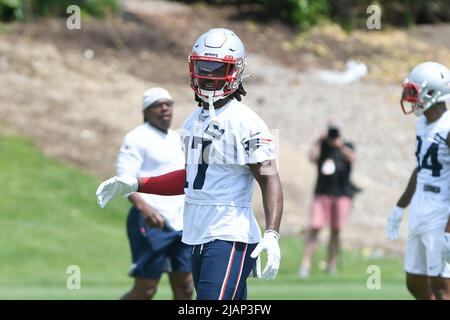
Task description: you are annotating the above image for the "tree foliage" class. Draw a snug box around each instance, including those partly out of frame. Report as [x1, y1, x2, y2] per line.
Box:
[179, 0, 450, 29]
[2, 0, 450, 28]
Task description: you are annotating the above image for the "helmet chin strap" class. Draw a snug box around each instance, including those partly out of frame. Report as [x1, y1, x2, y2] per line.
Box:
[206, 94, 228, 163]
[207, 94, 221, 127]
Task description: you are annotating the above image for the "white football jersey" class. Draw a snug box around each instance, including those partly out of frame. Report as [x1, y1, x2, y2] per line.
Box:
[409, 111, 450, 235]
[117, 123, 185, 231]
[179, 99, 276, 245]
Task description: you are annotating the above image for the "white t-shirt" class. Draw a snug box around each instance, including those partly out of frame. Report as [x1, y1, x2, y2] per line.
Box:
[117, 123, 185, 231]
[179, 99, 276, 245]
[409, 111, 450, 235]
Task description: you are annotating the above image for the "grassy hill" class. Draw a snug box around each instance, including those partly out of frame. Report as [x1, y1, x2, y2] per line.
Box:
[0, 133, 410, 299]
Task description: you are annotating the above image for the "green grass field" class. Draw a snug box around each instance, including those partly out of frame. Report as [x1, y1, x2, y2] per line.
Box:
[0, 133, 411, 299]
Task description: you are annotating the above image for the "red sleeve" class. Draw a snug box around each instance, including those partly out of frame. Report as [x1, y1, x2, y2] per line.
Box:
[137, 169, 186, 195]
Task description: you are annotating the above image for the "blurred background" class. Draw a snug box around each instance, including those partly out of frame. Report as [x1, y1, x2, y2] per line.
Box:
[0, 0, 449, 299]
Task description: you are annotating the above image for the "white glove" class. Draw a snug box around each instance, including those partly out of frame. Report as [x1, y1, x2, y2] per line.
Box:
[250, 230, 281, 280]
[385, 206, 404, 240]
[251, 255, 261, 278]
[442, 232, 450, 263]
[96, 176, 138, 208]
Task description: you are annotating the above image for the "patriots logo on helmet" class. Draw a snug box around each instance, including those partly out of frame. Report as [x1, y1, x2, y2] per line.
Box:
[204, 123, 225, 139]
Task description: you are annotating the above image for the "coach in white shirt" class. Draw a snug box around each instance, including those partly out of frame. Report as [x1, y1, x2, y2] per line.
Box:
[118, 87, 193, 300]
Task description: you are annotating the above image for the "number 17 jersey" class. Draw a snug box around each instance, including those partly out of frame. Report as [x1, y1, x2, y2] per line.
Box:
[410, 111, 450, 235]
[179, 99, 276, 245]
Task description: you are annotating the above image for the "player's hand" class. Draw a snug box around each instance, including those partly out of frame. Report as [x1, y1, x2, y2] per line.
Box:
[250, 230, 281, 280]
[141, 208, 165, 229]
[385, 206, 404, 240]
[442, 232, 450, 262]
[96, 176, 138, 208]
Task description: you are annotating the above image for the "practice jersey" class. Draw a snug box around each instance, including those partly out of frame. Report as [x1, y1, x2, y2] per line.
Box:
[179, 99, 276, 245]
[409, 111, 450, 235]
[117, 123, 185, 231]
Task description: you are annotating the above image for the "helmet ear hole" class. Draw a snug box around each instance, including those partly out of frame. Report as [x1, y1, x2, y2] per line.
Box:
[427, 90, 435, 96]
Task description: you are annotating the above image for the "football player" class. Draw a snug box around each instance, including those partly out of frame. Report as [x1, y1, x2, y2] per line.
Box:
[96, 28, 283, 300]
[386, 61, 450, 300]
[118, 87, 193, 300]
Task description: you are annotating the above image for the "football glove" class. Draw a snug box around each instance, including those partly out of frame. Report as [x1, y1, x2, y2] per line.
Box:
[96, 176, 138, 208]
[250, 230, 281, 280]
[385, 206, 404, 240]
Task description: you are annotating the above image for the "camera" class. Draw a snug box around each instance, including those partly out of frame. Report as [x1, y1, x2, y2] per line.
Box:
[328, 127, 340, 139]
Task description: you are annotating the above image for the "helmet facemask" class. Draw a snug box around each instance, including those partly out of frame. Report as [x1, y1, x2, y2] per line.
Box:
[400, 62, 450, 117]
[401, 81, 425, 116]
[400, 80, 444, 116]
[189, 53, 246, 103]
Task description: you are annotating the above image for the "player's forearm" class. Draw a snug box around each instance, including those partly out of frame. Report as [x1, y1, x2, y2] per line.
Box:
[137, 169, 186, 195]
[249, 160, 283, 232]
[128, 192, 144, 207]
[128, 192, 154, 213]
[260, 173, 284, 233]
[445, 215, 450, 233]
[397, 167, 418, 208]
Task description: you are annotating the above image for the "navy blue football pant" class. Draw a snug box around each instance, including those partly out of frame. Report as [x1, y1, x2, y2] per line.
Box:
[127, 206, 191, 279]
[191, 240, 257, 300]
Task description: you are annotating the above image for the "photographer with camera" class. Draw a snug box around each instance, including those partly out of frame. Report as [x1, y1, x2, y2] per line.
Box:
[298, 120, 358, 278]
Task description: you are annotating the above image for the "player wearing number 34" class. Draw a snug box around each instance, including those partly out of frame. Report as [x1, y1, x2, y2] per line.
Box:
[96, 28, 283, 300]
[386, 62, 450, 300]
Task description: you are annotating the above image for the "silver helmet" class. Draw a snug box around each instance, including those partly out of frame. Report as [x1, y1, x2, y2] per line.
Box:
[401, 61, 450, 116]
[189, 28, 247, 103]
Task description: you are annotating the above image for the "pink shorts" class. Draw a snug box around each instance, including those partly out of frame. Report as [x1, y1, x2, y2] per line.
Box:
[309, 195, 352, 230]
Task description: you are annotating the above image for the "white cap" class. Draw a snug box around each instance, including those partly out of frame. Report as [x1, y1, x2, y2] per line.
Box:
[142, 87, 173, 111]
